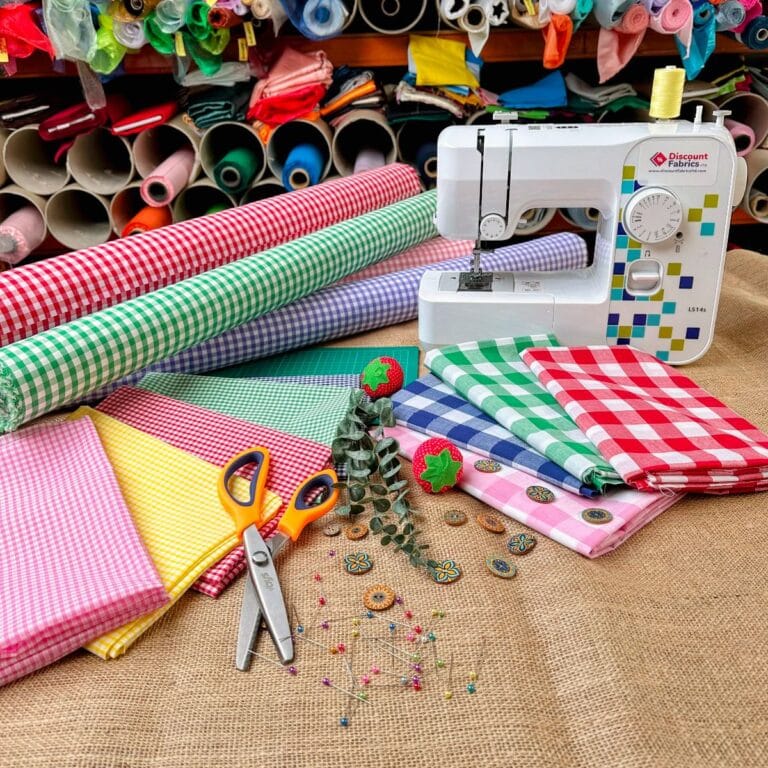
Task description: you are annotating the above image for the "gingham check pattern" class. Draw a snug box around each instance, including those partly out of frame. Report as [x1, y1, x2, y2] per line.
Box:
[522, 345, 768, 494]
[138, 373, 351, 446]
[0, 165, 422, 346]
[83, 233, 590, 401]
[425, 336, 621, 491]
[0, 191, 438, 432]
[0, 418, 167, 686]
[250, 374, 362, 388]
[390, 425, 682, 558]
[96, 386, 332, 597]
[391, 374, 596, 498]
[66, 408, 280, 659]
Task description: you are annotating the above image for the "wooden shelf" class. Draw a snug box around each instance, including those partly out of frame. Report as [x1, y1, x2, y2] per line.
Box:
[13, 28, 760, 78]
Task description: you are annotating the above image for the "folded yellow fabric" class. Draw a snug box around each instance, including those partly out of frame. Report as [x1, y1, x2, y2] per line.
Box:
[409, 35, 479, 88]
[66, 407, 281, 659]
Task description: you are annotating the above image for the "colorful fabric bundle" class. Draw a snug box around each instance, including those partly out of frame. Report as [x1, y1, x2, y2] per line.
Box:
[0, 164, 422, 346]
[0, 187, 436, 433]
[425, 336, 622, 491]
[83, 232, 589, 401]
[0, 418, 167, 685]
[597, 2, 650, 82]
[390, 425, 682, 558]
[0, 3, 55, 65]
[65, 408, 280, 658]
[137, 373, 352, 446]
[521, 345, 768, 494]
[96, 386, 332, 597]
[392, 374, 596, 498]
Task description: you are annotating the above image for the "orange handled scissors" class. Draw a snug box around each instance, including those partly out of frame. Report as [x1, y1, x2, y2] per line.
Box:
[218, 446, 338, 671]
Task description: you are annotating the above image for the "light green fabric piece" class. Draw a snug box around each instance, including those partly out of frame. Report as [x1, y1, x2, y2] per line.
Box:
[424, 335, 622, 491]
[138, 373, 351, 445]
[0, 191, 437, 432]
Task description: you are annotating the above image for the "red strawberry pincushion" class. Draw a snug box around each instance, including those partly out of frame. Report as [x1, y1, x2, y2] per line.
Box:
[412, 437, 464, 494]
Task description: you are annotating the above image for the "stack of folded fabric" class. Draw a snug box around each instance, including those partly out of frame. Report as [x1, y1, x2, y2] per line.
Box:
[0, 418, 168, 685]
[96, 385, 335, 597]
[320, 67, 387, 122]
[246, 47, 334, 127]
[564, 73, 649, 120]
[185, 83, 252, 130]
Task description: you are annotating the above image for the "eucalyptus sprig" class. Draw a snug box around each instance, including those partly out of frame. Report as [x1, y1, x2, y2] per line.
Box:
[332, 390, 437, 573]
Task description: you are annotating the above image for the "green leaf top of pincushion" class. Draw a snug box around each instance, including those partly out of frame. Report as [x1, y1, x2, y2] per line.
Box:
[419, 449, 462, 492]
[361, 358, 391, 390]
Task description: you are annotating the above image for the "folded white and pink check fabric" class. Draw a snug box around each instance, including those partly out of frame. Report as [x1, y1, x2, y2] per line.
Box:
[522, 345, 768, 494]
[0, 418, 167, 686]
[390, 424, 682, 557]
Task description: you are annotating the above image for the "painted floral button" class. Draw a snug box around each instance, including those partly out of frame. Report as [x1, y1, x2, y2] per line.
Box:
[526, 485, 555, 503]
[475, 511, 506, 533]
[507, 533, 537, 555]
[443, 509, 468, 526]
[430, 560, 462, 584]
[581, 508, 613, 525]
[343, 552, 372, 575]
[485, 554, 517, 579]
[474, 459, 502, 473]
[363, 584, 396, 611]
[344, 522, 368, 540]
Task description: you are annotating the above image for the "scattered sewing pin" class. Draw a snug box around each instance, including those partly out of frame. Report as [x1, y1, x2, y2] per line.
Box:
[248, 650, 299, 675]
[321, 677, 370, 703]
[343, 551, 373, 575]
[507, 533, 537, 555]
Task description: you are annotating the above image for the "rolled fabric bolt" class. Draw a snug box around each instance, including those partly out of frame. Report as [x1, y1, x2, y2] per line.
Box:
[415, 142, 438, 187]
[213, 147, 261, 194]
[357, 0, 428, 33]
[251, 0, 273, 18]
[725, 118, 756, 156]
[302, 0, 348, 37]
[460, 2, 490, 55]
[540, 0, 576, 23]
[440, 0, 470, 19]
[140, 147, 196, 207]
[353, 148, 387, 174]
[597, 3, 650, 82]
[121, 206, 173, 237]
[282, 143, 324, 190]
[715, 0, 745, 29]
[510, 0, 547, 27]
[122, 0, 144, 16]
[154, 0, 187, 31]
[0, 206, 46, 265]
[560, 207, 600, 230]
[208, 6, 243, 26]
[592, 0, 635, 28]
[113, 19, 147, 48]
[641, 0, 667, 13]
[543, 13, 575, 69]
[732, 0, 761, 33]
[649, 0, 691, 40]
[737, 15, 768, 49]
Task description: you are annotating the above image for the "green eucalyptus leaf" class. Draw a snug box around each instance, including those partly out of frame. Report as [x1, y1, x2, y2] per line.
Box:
[381, 465, 400, 480]
[392, 499, 410, 516]
[368, 484, 388, 495]
[374, 437, 396, 454]
[370, 517, 383, 533]
[348, 484, 366, 502]
[347, 467, 372, 480]
[403, 523, 414, 535]
[382, 524, 397, 535]
[393, 534, 405, 545]
[380, 535, 391, 546]
[386, 480, 408, 492]
[336, 505, 351, 518]
[350, 504, 366, 516]
[346, 449, 373, 462]
[372, 498, 390, 514]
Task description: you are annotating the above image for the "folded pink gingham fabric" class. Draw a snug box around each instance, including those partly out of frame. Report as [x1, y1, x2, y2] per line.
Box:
[389, 424, 683, 558]
[521, 345, 768, 494]
[96, 386, 332, 596]
[0, 418, 167, 686]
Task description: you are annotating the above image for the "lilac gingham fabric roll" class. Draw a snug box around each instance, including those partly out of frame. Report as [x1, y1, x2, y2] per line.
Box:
[85, 233, 588, 400]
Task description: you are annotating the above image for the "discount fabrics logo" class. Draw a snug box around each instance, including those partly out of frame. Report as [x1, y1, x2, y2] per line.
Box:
[649, 150, 710, 169]
[651, 152, 668, 167]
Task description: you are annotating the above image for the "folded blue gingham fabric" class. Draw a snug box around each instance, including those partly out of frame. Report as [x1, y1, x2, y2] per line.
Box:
[391, 374, 598, 498]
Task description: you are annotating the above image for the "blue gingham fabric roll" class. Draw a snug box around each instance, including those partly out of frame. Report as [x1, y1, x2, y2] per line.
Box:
[392, 374, 597, 498]
[86, 232, 588, 401]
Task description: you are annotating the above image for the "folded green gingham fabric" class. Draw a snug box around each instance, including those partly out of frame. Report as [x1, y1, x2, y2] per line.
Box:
[424, 335, 622, 491]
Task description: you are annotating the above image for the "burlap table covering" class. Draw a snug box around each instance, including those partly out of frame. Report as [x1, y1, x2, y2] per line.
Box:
[2, 249, 767, 767]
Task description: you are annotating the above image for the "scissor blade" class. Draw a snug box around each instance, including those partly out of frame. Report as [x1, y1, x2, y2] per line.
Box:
[242, 526, 294, 665]
[235, 573, 262, 672]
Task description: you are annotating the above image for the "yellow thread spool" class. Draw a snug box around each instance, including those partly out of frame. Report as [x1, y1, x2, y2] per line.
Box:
[649, 66, 686, 120]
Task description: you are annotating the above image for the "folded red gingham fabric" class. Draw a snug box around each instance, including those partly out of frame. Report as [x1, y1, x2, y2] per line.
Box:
[96, 386, 331, 596]
[521, 345, 768, 494]
[0, 418, 167, 686]
[0, 164, 422, 346]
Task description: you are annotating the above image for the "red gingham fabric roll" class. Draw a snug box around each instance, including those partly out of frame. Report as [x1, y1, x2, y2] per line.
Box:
[96, 386, 332, 597]
[0, 164, 422, 346]
[521, 345, 768, 494]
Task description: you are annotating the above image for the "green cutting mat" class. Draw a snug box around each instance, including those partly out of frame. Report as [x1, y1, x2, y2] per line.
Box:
[209, 346, 421, 385]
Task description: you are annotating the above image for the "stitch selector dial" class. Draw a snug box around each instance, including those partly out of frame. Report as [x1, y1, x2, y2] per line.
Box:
[623, 187, 683, 243]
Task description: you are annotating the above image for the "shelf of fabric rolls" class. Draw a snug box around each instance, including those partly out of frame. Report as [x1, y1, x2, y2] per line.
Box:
[12, 29, 759, 77]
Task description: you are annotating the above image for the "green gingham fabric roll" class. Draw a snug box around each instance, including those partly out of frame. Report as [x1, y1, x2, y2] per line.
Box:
[0, 192, 437, 432]
[138, 373, 351, 446]
[424, 335, 622, 491]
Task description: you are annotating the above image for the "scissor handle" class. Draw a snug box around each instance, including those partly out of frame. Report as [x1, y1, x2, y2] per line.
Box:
[278, 469, 340, 542]
[218, 447, 270, 540]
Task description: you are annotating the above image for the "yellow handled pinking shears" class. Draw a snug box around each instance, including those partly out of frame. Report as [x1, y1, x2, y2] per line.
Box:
[218, 446, 338, 671]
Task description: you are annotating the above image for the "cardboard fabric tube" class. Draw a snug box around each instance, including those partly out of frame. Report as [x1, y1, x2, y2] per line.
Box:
[741, 148, 768, 222]
[331, 109, 397, 176]
[718, 91, 768, 149]
[240, 177, 286, 205]
[200, 121, 266, 194]
[46, 185, 113, 250]
[396, 120, 451, 165]
[680, 97, 717, 123]
[140, 147, 196, 207]
[437, 0, 467, 27]
[559, 207, 601, 231]
[67, 128, 135, 195]
[172, 178, 236, 222]
[121, 206, 173, 237]
[133, 113, 201, 183]
[0, 129, 7, 187]
[266, 118, 333, 186]
[0, 185, 48, 265]
[514, 207, 557, 234]
[3, 124, 71, 195]
[110, 181, 145, 236]
[358, 0, 428, 32]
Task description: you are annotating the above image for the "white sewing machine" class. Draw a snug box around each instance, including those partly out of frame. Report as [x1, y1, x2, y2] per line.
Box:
[418, 105, 747, 364]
